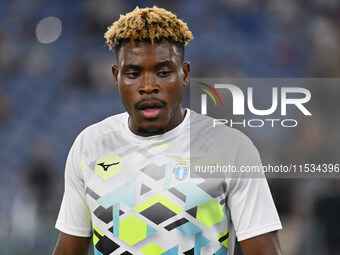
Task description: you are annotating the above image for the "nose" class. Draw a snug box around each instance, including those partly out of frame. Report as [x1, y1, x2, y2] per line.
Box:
[139, 73, 159, 95]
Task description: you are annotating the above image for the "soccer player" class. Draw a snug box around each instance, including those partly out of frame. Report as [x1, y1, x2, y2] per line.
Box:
[53, 6, 282, 255]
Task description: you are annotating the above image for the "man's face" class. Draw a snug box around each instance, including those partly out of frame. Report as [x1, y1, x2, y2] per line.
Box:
[113, 40, 190, 136]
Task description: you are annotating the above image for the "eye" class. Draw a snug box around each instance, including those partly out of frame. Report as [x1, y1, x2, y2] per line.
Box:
[125, 72, 140, 79]
[157, 71, 172, 77]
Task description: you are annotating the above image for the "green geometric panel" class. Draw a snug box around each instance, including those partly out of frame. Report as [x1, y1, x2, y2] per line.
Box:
[217, 229, 229, 248]
[81, 162, 87, 170]
[140, 243, 165, 255]
[93, 225, 104, 246]
[95, 153, 123, 180]
[221, 238, 229, 248]
[119, 215, 147, 246]
[196, 199, 224, 227]
[93, 234, 100, 247]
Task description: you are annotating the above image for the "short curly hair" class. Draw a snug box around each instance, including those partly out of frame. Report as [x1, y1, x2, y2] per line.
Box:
[104, 6, 193, 60]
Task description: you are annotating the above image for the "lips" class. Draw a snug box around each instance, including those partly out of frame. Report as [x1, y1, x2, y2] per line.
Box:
[137, 100, 165, 119]
[140, 108, 161, 118]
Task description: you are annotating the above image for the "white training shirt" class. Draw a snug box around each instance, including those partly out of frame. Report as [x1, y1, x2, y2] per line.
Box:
[56, 109, 282, 255]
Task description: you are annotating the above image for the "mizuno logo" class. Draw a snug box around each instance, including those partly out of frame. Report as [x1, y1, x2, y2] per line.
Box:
[97, 162, 120, 171]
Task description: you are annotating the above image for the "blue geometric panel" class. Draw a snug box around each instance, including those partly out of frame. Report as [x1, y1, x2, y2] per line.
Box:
[177, 222, 202, 236]
[163, 163, 175, 191]
[112, 203, 120, 237]
[97, 181, 135, 208]
[215, 245, 228, 255]
[84, 167, 92, 182]
[176, 181, 212, 210]
[147, 225, 157, 237]
[194, 232, 210, 255]
[161, 245, 178, 255]
[94, 246, 103, 255]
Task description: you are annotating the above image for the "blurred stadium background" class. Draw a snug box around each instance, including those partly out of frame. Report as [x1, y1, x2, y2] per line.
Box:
[1, 0, 339, 254]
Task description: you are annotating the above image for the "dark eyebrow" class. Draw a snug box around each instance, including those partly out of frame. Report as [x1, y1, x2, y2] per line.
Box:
[154, 60, 173, 69]
[122, 60, 174, 70]
[122, 64, 142, 71]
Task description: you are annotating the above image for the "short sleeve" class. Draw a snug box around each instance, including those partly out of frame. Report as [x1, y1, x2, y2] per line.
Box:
[227, 136, 282, 242]
[55, 138, 92, 237]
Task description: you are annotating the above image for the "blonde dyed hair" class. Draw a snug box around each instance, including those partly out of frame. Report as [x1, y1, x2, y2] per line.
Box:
[104, 6, 193, 52]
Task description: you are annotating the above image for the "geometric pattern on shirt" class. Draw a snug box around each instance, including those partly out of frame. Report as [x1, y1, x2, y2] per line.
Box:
[140, 163, 167, 181]
[93, 225, 120, 254]
[140, 183, 152, 195]
[93, 205, 124, 224]
[217, 229, 229, 248]
[119, 215, 157, 246]
[89, 150, 229, 255]
[94, 152, 122, 180]
[91, 177, 228, 254]
[168, 187, 186, 202]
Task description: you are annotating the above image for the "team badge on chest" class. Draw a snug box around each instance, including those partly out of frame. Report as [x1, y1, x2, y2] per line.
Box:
[174, 164, 189, 180]
[167, 155, 195, 181]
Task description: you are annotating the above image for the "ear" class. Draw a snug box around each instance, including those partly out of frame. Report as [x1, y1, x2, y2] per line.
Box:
[112, 65, 119, 88]
[182, 61, 191, 87]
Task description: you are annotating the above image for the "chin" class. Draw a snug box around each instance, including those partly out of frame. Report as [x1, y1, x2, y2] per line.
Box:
[137, 117, 167, 131]
[137, 126, 165, 136]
